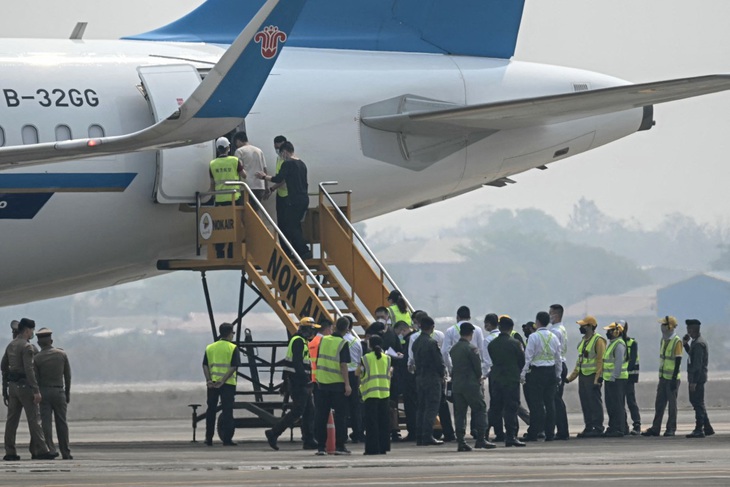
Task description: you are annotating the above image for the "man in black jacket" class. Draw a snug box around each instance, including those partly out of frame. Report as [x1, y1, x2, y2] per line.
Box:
[683, 319, 714, 438]
[622, 321, 642, 435]
[412, 316, 445, 446]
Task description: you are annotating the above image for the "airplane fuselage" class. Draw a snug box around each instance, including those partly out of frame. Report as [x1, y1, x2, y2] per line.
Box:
[0, 39, 644, 306]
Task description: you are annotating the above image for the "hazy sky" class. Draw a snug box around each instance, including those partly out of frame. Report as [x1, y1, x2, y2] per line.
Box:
[3, 0, 729, 235]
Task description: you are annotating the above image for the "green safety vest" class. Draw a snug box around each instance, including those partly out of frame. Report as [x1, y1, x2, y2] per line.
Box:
[210, 156, 241, 203]
[659, 335, 681, 380]
[626, 337, 640, 376]
[315, 335, 346, 384]
[389, 304, 412, 326]
[282, 335, 310, 375]
[534, 330, 555, 362]
[347, 335, 360, 370]
[275, 157, 288, 197]
[602, 338, 629, 381]
[577, 334, 604, 376]
[205, 340, 237, 386]
[360, 351, 391, 400]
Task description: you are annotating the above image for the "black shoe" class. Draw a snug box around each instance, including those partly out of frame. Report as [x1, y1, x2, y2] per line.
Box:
[630, 426, 641, 436]
[581, 429, 602, 438]
[315, 450, 327, 456]
[554, 435, 570, 441]
[505, 438, 526, 447]
[537, 432, 546, 439]
[34, 452, 57, 460]
[474, 440, 497, 449]
[222, 441, 237, 446]
[265, 429, 279, 451]
[520, 434, 539, 442]
[603, 430, 624, 438]
[3, 454, 20, 461]
[686, 430, 705, 438]
[301, 251, 314, 261]
[663, 431, 675, 437]
[62, 455, 73, 460]
[705, 427, 715, 437]
[457, 443, 472, 452]
[641, 428, 660, 437]
[391, 432, 402, 442]
[303, 442, 319, 450]
[420, 437, 443, 446]
[334, 447, 351, 455]
[204, 439, 213, 446]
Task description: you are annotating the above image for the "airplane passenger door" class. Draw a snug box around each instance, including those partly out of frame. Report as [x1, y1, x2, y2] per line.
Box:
[138, 65, 213, 204]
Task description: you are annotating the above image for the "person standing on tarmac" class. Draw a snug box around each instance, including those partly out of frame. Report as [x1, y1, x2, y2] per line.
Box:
[520, 311, 561, 442]
[358, 335, 392, 455]
[256, 141, 312, 260]
[602, 322, 628, 437]
[683, 319, 714, 438]
[481, 313, 504, 442]
[488, 316, 526, 447]
[565, 316, 606, 438]
[621, 321, 642, 435]
[34, 328, 72, 459]
[412, 316, 445, 446]
[450, 322, 495, 452]
[266, 317, 320, 451]
[2, 321, 21, 408]
[202, 323, 240, 446]
[3, 318, 55, 461]
[314, 317, 353, 456]
[642, 316, 683, 437]
[547, 304, 570, 440]
[342, 317, 364, 443]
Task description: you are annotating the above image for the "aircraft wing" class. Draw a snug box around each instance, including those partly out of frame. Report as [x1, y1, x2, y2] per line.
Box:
[0, 0, 306, 171]
[361, 75, 730, 134]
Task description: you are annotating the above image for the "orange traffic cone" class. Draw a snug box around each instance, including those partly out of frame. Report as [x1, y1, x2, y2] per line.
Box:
[326, 410, 336, 454]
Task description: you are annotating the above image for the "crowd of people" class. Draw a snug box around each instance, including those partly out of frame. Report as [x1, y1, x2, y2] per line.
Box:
[202, 291, 713, 454]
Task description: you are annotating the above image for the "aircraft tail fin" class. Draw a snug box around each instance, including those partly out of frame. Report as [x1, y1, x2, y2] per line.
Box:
[126, 0, 526, 59]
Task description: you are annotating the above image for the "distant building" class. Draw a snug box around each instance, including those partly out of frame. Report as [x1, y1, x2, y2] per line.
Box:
[657, 271, 730, 323]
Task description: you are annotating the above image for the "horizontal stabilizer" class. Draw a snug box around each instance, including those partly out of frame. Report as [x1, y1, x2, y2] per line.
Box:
[362, 75, 730, 134]
[0, 0, 306, 171]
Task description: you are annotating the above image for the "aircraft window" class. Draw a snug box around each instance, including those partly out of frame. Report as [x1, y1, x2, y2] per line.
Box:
[55, 124, 72, 141]
[88, 124, 105, 138]
[0, 127, 4, 147]
[22, 125, 39, 145]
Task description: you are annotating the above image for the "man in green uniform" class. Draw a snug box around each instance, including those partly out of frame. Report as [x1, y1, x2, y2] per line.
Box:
[450, 322, 495, 451]
[3, 318, 54, 461]
[203, 323, 240, 446]
[34, 328, 72, 459]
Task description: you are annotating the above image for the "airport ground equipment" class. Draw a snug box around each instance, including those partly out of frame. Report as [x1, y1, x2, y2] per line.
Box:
[160, 182, 412, 434]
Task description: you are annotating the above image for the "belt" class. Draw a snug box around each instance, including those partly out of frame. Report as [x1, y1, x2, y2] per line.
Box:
[41, 385, 65, 388]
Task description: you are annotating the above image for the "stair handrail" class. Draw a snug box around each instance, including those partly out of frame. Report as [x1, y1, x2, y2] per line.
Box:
[221, 180, 342, 319]
[318, 181, 414, 313]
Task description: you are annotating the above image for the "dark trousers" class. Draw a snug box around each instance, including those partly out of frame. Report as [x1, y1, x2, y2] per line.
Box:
[651, 377, 679, 433]
[278, 198, 309, 258]
[553, 362, 569, 437]
[453, 385, 487, 444]
[346, 372, 363, 441]
[578, 373, 604, 432]
[205, 384, 235, 443]
[4, 383, 49, 457]
[276, 195, 287, 249]
[526, 367, 556, 439]
[39, 386, 70, 457]
[689, 382, 711, 431]
[416, 376, 442, 440]
[487, 377, 503, 438]
[270, 380, 315, 443]
[402, 373, 418, 437]
[213, 200, 236, 258]
[490, 382, 520, 441]
[438, 388, 455, 439]
[314, 387, 348, 449]
[364, 397, 391, 454]
[605, 379, 626, 433]
[624, 380, 641, 432]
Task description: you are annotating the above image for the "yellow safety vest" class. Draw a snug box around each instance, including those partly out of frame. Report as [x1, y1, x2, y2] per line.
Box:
[659, 335, 681, 380]
[389, 304, 411, 326]
[602, 338, 629, 381]
[626, 337, 639, 376]
[282, 335, 310, 375]
[275, 157, 288, 197]
[210, 156, 241, 203]
[534, 329, 554, 362]
[577, 334, 604, 376]
[360, 352, 391, 400]
[205, 340, 237, 386]
[315, 335, 346, 385]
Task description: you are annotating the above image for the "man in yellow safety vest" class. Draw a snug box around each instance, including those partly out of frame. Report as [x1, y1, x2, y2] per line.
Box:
[202, 323, 240, 446]
[602, 322, 628, 437]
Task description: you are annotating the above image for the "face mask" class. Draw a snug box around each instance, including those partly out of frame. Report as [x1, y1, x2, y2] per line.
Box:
[579, 327, 587, 335]
[606, 331, 613, 340]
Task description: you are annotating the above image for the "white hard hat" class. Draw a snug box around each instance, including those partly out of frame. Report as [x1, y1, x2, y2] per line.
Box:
[215, 137, 230, 149]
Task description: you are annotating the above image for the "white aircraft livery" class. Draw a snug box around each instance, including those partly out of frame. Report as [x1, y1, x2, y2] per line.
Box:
[1, 0, 729, 306]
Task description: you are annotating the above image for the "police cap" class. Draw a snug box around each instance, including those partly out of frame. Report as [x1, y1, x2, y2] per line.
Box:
[36, 327, 53, 337]
[685, 319, 701, 327]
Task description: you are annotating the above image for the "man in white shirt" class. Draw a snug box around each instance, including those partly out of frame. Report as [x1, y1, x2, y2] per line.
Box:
[343, 318, 363, 442]
[520, 311, 561, 442]
[442, 306, 485, 375]
[547, 304, 570, 440]
[233, 131, 268, 202]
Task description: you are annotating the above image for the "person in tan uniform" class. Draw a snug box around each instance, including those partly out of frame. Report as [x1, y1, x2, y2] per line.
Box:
[35, 328, 72, 460]
[3, 318, 54, 461]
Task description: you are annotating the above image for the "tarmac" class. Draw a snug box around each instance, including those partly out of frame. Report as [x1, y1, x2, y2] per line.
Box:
[2, 409, 730, 486]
